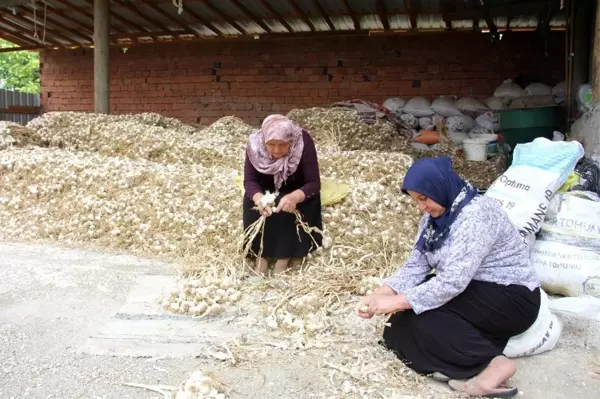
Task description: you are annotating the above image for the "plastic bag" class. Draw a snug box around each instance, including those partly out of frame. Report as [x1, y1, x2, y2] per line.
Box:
[549, 296, 600, 321]
[403, 97, 434, 117]
[430, 96, 463, 117]
[475, 112, 499, 132]
[445, 115, 474, 132]
[411, 142, 431, 151]
[485, 138, 584, 245]
[485, 97, 505, 111]
[552, 81, 566, 105]
[494, 81, 526, 98]
[469, 126, 493, 136]
[455, 97, 489, 117]
[504, 289, 562, 358]
[400, 113, 419, 129]
[572, 158, 600, 195]
[382, 98, 406, 115]
[531, 191, 600, 297]
[525, 82, 553, 96]
[418, 117, 434, 131]
[448, 131, 469, 145]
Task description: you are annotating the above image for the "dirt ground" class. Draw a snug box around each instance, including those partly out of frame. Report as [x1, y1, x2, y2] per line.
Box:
[1, 242, 599, 399]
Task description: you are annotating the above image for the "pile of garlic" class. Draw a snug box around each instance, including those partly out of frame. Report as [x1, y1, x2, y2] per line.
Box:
[357, 276, 383, 295]
[0, 147, 243, 258]
[175, 370, 226, 399]
[161, 276, 241, 317]
[264, 293, 329, 334]
[24, 113, 248, 170]
[0, 122, 16, 150]
[287, 107, 409, 151]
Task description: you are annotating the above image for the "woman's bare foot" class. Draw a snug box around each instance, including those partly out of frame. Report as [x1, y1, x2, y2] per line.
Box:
[254, 258, 268, 276]
[448, 356, 518, 397]
[273, 258, 291, 275]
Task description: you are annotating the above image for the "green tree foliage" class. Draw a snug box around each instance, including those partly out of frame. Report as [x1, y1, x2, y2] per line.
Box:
[0, 39, 40, 93]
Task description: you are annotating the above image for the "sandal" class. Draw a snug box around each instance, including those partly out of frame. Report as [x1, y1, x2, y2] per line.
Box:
[431, 372, 451, 382]
[448, 379, 519, 398]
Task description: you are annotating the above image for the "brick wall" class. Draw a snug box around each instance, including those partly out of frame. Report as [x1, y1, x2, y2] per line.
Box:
[40, 31, 565, 126]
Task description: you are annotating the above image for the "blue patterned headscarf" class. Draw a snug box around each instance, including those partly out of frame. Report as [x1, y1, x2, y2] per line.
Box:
[401, 156, 479, 253]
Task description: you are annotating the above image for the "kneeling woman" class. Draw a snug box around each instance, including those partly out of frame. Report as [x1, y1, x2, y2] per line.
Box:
[243, 115, 322, 276]
[357, 157, 540, 398]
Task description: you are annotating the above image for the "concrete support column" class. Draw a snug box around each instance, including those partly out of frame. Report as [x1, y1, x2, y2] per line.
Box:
[594, 0, 600, 101]
[94, 0, 110, 113]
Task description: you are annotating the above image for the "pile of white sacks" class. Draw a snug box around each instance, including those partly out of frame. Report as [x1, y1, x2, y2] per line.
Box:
[383, 80, 565, 151]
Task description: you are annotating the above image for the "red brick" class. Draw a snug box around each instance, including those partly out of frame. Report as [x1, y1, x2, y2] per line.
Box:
[40, 31, 564, 124]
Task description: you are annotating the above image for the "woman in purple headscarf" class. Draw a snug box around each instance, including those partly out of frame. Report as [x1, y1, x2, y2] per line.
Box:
[243, 114, 322, 276]
[356, 157, 540, 398]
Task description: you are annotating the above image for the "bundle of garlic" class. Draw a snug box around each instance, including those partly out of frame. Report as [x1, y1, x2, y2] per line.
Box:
[357, 276, 383, 295]
[175, 370, 227, 399]
[287, 107, 409, 151]
[264, 309, 328, 335]
[161, 276, 241, 317]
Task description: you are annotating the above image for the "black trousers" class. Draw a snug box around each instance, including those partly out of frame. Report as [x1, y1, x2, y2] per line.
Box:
[242, 193, 322, 259]
[382, 280, 541, 379]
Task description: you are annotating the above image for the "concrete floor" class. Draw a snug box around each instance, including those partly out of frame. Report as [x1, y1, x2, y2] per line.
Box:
[1, 242, 599, 399]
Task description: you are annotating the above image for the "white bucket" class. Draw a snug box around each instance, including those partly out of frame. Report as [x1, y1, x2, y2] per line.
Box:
[479, 133, 498, 154]
[463, 138, 489, 161]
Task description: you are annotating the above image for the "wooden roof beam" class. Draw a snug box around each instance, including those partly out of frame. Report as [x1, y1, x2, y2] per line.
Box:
[116, 1, 171, 32]
[199, 0, 248, 35]
[0, 12, 70, 46]
[0, 44, 47, 53]
[230, 0, 272, 33]
[0, 27, 38, 47]
[256, 0, 293, 32]
[38, 2, 94, 34]
[16, 5, 92, 43]
[81, 0, 149, 34]
[53, 0, 127, 35]
[175, 3, 220, 36]
[376, 0, 390, 30]
[406, 0, 417, 30]
[341, 0, 359, 30]
[288, 0, 317, 31]
[313, 0, 335, 31]
[141, 0, 198, 35]
[111, 30, 193, 40]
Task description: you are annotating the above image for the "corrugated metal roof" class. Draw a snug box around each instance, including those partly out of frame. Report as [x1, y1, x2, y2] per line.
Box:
[417, 14, 445, 29]
[0, 0, 568, 50]
[388, 14, 411, 30]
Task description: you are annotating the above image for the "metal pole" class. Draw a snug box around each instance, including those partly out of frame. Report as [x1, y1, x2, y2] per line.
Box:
[94, 0, 110, 113]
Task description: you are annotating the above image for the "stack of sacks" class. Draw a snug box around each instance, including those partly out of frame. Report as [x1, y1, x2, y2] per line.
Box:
[389, 97, 439, 151]
[491, 79, 561, 110]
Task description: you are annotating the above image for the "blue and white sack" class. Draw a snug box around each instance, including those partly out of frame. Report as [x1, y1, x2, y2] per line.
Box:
[485, 138, 584, 245]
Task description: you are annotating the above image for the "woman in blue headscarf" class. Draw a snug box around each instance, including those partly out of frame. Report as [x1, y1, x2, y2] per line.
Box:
[356, 156, 540, 398]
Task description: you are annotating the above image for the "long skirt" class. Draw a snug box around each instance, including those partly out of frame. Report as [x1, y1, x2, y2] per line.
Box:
[242, 193, 322, 259]
[382, 280, 541, 379]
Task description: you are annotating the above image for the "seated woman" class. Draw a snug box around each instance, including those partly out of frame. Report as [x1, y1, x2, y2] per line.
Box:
[243, 114, 322, 276]
[356, 156, 540, 398]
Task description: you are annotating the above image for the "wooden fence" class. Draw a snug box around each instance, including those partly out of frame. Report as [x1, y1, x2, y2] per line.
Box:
[0, 88, 41, 124]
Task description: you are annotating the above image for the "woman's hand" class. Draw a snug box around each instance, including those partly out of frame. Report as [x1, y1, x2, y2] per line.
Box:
[356, 296, 375, 319]
[275, 194, 298, 213]
[252, 193, 273, 218]
[356, 293, 411, 318]
[259, 207, 273, 218]
[275, 190, 305, 213]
